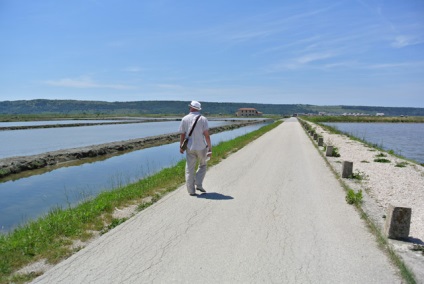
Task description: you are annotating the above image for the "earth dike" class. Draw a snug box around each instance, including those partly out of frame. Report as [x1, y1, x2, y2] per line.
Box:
[0, 121, 266, 179]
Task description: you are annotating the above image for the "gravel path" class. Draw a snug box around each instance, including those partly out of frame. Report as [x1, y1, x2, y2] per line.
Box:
[32, 118, 400, 283]
[306, 120, 424, 282]
[309, 122, 424, 241]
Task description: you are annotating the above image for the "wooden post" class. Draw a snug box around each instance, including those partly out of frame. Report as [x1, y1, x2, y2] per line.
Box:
[326, 146, 333, 157]
[384, 204, 411, 239]
[342, 161, 353, 178]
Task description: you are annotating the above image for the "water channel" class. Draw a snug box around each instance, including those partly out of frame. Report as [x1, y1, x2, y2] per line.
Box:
[0, 120, 134, 127]
[0, 123, 268, 233]
[324, 122, 424, 164]
[0, 121, 231, 159]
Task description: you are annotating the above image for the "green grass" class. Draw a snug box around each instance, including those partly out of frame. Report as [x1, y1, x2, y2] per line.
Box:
[0, 120, 282, 284]
[349, 170, 367, 181]
[374, 158, 391, 163]
[395, 162, 408, 168]
[345, 189, 363, 205]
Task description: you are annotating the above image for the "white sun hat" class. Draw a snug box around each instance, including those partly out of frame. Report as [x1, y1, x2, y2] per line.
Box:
[189, 100, 202, 110]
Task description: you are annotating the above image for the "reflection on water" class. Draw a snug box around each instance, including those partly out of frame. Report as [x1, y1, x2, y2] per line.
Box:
[0, 123, 268, 233]
[324, 123, 424, 164]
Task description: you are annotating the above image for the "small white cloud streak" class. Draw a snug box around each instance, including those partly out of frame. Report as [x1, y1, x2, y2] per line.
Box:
[365, 61, 424, 69]
[44, 77, 135, 90]
[391, 35, 424, 48]
[297, 52, 336, 64]
[123, 66, 143, 73]
[266, 51, 338, 72]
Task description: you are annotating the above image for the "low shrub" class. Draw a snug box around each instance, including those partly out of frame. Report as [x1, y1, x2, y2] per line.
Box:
[349, 170, 367, 181]
[374, 158, 391, 163]
[346, 189, 363, 205]
[332, 147, 341, 157]
[395, 162, 408, 168]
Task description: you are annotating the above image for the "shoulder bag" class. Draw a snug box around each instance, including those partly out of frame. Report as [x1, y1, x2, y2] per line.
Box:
[181, 115, 201, 151]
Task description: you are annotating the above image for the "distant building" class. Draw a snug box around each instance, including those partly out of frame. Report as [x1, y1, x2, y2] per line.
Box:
[376, 113, 385, 116]
[236, 108, 263, 117]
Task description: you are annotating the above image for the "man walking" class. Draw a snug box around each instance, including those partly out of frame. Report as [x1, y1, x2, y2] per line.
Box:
[179, 101, 212, 196]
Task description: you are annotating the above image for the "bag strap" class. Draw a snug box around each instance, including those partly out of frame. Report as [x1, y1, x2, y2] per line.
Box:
[188, 115, 201, 137]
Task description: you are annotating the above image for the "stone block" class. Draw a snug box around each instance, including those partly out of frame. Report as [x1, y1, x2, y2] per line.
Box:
[342, 161, 353, 178]
[326, 146, 333, 157]
[313, 133, 318, 140]
[384, 204, 411, 240]
[318, 137, 324, 146]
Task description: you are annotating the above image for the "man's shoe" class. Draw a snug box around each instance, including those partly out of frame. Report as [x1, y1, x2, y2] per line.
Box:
[196, 187, 206, 193]
[189, 193, 197, 196]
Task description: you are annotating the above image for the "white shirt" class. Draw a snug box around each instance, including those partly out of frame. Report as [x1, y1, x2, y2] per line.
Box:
[178, 112, 209, 151]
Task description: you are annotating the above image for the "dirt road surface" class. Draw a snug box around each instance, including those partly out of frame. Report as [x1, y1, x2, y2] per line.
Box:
[33, 118, 401, 283]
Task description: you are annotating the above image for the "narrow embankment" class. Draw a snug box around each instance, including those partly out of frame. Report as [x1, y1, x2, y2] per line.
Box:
[0, 121, 266, 179]
[0, 119, 165, 131]
[299, 118, 424, 282]
[31, 118, 401, 283]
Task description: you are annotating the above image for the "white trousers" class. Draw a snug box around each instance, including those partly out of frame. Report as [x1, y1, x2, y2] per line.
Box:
[185, 147, 208, 194]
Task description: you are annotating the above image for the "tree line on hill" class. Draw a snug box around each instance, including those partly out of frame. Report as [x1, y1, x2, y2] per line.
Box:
[0, 99, 423, 116]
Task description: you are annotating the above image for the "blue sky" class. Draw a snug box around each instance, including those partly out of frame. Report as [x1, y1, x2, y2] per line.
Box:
[1, 0, 423, 107]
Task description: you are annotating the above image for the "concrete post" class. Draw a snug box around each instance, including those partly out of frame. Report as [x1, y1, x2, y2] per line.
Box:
[326, 146, 333, 157]
[318, 137, 324, 146]
[384, 204, 411, 239]
[342, 161, 353, 178]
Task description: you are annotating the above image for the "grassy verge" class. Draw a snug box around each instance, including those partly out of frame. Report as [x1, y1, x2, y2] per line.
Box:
[299, 118, 417, 283]
[0, 120, 282, 284]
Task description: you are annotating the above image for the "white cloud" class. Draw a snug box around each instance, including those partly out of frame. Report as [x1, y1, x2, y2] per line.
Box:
[391, 35, 424, 48]
[266, 52, 337, 72]
[365, 61, 424, 69]
[43, 77, 135, 90]
[123, 66, 143, 73]
[296, 52, 336, 64]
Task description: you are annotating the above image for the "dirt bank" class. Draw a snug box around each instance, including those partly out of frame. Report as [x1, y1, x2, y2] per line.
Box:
[0, 119, 172, 131]
[0, 121, 264, 179]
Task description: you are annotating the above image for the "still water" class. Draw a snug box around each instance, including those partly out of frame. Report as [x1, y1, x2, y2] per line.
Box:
[0, 120, 133, 127]
[0, 121, 231, 159]
[324, 123, 424, 164]
[0, 123, 267, 233]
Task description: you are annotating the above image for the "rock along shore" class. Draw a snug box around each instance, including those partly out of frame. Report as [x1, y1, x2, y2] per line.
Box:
[0, 121, 264, 179]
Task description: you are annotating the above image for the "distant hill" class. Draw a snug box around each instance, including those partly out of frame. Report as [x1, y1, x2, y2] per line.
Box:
[0, 99, 423, 116]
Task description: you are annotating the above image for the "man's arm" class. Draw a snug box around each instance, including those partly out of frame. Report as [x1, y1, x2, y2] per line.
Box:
[179, 133, 186, 154]
[204, 130, 212, 156]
